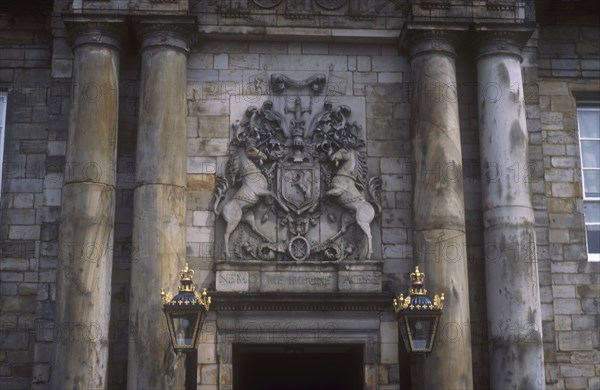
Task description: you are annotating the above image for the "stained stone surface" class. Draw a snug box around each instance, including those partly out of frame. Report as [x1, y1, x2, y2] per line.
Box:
[1, 3, 598, 389]
[216, 270, 250, 291]
[408, 34, 474, 390]
[261, 271, 337, 292]
[477, 47, 545, 389]
[53, 41, 120, 390]
[216, 261, 382, 292]
[127, 43, 189, 389]
[338, 270, 381, 292]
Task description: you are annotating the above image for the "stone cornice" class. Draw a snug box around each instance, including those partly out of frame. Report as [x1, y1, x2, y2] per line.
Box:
[211, 292, 394, 312]
[473, 25, 535, 61]
[62, 16, 129, 52]
[133, 17, 198, 55]
[197, 25, 401, 44]
[399, 23, 469, 59]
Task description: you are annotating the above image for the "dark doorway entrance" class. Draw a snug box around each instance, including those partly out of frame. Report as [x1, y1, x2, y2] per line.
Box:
[232, 344, 364, 390]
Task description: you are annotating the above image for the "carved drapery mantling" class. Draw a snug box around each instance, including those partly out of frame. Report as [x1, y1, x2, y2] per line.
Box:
[214, 75, 381, 262]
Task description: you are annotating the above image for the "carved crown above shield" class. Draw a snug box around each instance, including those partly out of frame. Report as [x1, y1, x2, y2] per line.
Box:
[214, 74, 381, 262]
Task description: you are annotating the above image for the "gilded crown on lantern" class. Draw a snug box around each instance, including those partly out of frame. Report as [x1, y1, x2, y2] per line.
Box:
[410, 266, 425, 284]
[179, 263, 195, 293]
[409, 266, 427, 296]
[160, 263, 211, 310]
[393, 266, 444, 312]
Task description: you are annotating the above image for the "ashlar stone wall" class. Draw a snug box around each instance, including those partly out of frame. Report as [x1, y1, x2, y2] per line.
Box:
[184, 40, 413, 389]
[537, 22, 600, 390]
[0, 6, 55, 388]
[0, 1, 598, 389]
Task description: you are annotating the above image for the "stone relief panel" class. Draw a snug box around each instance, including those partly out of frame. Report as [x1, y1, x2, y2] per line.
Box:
[213, 74, 381, 262]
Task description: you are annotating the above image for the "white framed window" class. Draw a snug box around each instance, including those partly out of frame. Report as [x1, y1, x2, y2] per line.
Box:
[0, 91, 7, 197]
[577, 103, 600, 261]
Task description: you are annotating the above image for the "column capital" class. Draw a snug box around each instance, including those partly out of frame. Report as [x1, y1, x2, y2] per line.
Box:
[134, 17, 198, 55]
[399, 23, 468, 60]
[473, 26, 535, 60]
[63, 17, 128, 52]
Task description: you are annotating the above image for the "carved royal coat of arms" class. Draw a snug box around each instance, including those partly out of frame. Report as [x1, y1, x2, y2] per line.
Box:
[213, 74, 381, 262]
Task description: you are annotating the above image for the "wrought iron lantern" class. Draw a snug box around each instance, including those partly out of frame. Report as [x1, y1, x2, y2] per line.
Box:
[393, 266, 444, 354]
[161, 263, 211, 353]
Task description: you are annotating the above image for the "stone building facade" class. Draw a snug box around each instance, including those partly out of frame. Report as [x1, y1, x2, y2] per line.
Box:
[0, 0, 598, 389]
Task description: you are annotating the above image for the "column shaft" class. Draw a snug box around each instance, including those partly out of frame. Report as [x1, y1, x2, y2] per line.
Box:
[476, 31, 545, 390]
[127, 22, 195, 389]
[53, 21, 124, 389]
[407, 28, 474, 389]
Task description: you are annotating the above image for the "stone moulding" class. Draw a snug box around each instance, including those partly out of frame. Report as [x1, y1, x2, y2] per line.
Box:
[214, 258, 383, 293]
[399, 23, 469, 59]
[63, 17, 129, 52]
[472, 25, 535, 60]
[133, 17, 198, 54]
[252, 0, 284, 9]
[211, 292, 394, 311]
[419, 2, 451, 10]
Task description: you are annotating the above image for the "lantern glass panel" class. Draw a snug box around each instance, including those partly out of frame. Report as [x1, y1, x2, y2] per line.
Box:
[407, 315, 436, 351]
[167, 312, 199, 349]
[172, 313, 198, 347]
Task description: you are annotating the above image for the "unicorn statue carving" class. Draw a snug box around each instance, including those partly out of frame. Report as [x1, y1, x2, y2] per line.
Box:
[213, 146, 289, 258]
[326, 148, 382, 259]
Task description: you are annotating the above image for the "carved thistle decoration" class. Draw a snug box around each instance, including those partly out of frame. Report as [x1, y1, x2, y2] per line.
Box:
[214, 75, 381, 262]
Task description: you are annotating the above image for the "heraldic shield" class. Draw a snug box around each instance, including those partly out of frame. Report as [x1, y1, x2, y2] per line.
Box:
[213, 74, 381, 262]
[278, 163, 320, 215]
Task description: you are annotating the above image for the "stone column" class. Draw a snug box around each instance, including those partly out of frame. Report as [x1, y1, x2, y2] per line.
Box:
[127, 20, 196, 389]
[403, 26, 474, 389]
[475, 29, 545, 390]
[52, 20, 125, 389]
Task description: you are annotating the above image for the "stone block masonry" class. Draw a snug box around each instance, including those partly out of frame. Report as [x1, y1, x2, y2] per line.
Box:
[537, 20, 600, 390]
[0, 7, 54, 389]
[0, 2, 598, 389]
[185, 40, 409, 389]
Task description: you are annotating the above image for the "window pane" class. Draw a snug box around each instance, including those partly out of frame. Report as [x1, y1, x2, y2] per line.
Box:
[586, 225, 600, 254]
[579, 109, 600, 138]
[584, 202, 600, 224]
[584, 170, 600, 198]
[0, 92, 7, 197]
[581, 141, 600, 168]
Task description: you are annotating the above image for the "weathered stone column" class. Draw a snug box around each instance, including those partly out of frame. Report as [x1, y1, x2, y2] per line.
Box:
[403, 25, 474, 389]
[475, 28, 545, 390]
[52, 20, 125, 389]
[127, 20, 196, 389]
